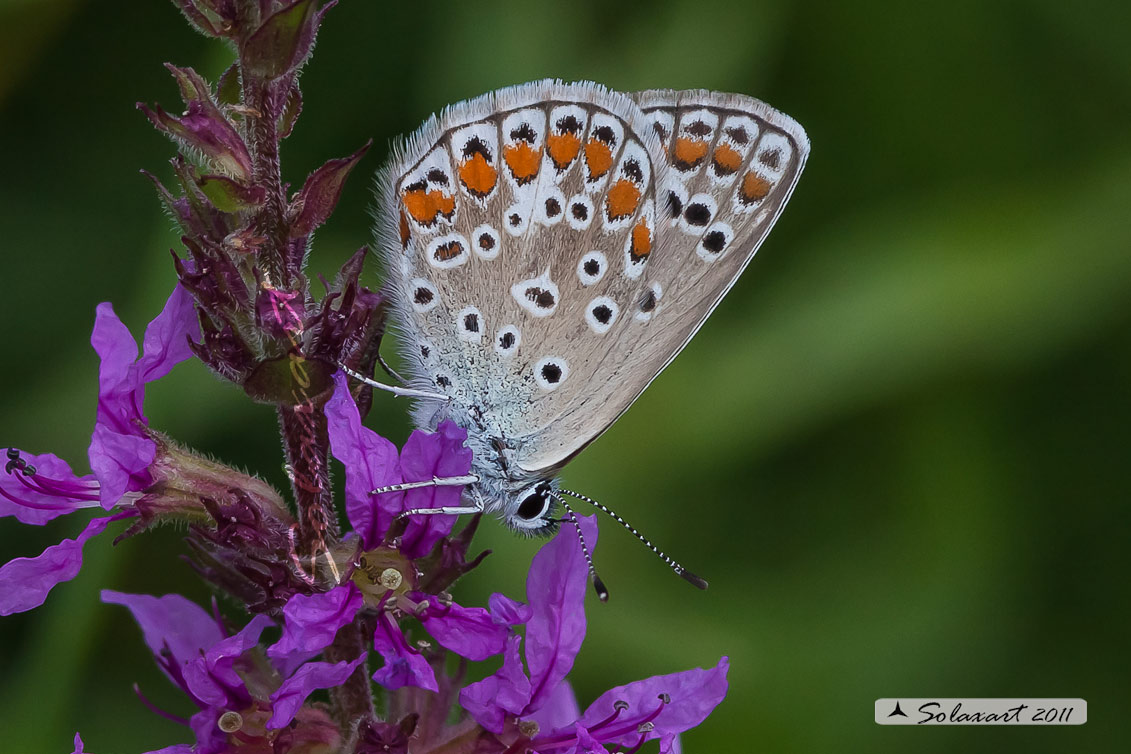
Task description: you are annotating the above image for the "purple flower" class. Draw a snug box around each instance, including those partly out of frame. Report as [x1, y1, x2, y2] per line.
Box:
[267, 581, 363, 675]
[326, 374, 507, 690]
[103, 590, 347, 752]
[0, 285, 199, 616]
[89, 284, 199, 509]
[371, 609, 440, 692]
[0, 516, 121, 617]
[255, 284, 305, 339]
[325, 372, 400, 548]
[267, 654, 364, 730]
[0, 451, 100, 525]
[461, 516, 729, 752]
[325, 372, 473, 556]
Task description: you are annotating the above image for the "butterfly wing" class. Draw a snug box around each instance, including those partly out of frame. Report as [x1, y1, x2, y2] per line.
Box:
[510, 89, 810, 473]
[376, 81, 668, 463]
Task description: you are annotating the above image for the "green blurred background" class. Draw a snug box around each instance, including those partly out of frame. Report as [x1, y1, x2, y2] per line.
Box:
[1, 0, 1128, 751]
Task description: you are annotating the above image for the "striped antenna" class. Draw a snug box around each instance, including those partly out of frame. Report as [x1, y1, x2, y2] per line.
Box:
[557, 487, 708, 590]
[552, 493, 609, 602]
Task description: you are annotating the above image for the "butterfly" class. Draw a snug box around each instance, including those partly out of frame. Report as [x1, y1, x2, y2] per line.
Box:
[345, 80, 807, 593]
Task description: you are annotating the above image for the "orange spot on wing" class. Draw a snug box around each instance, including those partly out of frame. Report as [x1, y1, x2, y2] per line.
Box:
[503, 142, 542, 184]
[402, 189, 455, 225]
[458, 152, 498, 197]
[606, 179, 642, 221]
[673, 137, 709, 170]
[740, 172, 772, 204]
[629, 220, 652, 261]
[546, 132, 581, 170]
[712, 143, 743, 175]
[585, 139, 614, 179]
[398, 210, 410, 248]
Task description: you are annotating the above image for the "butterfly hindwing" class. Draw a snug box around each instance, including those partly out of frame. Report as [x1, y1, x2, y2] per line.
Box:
[376, 81, 667, 459]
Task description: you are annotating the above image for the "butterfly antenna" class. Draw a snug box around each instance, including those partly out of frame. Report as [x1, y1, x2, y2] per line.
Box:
[557, 487, 708, 590]
[552, 493, 609, 602]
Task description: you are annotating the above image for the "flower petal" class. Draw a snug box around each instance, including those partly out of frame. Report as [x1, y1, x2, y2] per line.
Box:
[578, 657, 729, 747]
[325, 373, 399, 547]
[268, 582, 363, 676]
[489, 592, 532, 627]
[267, 656, 365, 730]
[398, 421, 473, 559]
[101, 590, 224, 668]
[371, 613, 437, 692]
[184, 614, 274, 707]
[88, 286, 199, 509]
[523, 514, 597, 714]
[137, 283, 200, 385]
[0, 452, 100, 524]
[71, 732, 85, 754]
[528, 679, 580, 735]
[0, 516, 113, 615]
[90, 301, 140, 437]
[88, 425, 154, 511]
[573, 722, 611, 754]
[460, 633, 531, 734]
[419, 596, 507, 661]
[142, 746, 194, 754]
[188, 708, 226, 754]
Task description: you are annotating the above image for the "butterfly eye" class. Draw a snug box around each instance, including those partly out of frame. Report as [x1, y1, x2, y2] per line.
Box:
[517, 489, 549, 520]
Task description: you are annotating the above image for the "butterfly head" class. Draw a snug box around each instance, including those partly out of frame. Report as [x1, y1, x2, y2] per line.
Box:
[500, 480, 559, 536]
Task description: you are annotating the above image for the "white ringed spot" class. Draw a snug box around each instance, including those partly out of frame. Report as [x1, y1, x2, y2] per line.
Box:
[537, 187, 567, 226]
[511, 268, 559, 318]
[426, 232, 470, 269]
[586, 296, 619, 334]
[533, 356, 569, 391]
[495, 325, 521, 356]
[634, 282, 664, 322]
[456, 305, 484, 343]
[471, 224, 501, 260]
[409, 278, 439, 313]
[566, 194, 594, 230]
[577, 251, 607, 286]
[697, 221, 734, 261]
[678, 193, 717, 235]
[503, 202, 531, 237]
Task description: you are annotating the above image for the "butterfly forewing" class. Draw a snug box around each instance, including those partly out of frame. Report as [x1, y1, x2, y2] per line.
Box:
[512, 89, 809, 473]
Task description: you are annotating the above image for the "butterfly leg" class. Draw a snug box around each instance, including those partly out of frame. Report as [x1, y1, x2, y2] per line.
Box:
[376, 352, 407, 385]
[396, 504, 483, 519]
[369, 474, 479, 496]
[369, 475, 485, 520]
[338, 364, 451, 401]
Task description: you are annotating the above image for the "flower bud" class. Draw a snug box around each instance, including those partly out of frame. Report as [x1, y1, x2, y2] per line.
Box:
[288, 141, 371, 239]
[139, 65, 252, 181]
[240, 0, 335, 80]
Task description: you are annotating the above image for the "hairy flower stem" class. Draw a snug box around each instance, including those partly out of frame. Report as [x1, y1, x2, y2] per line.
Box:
[325, 619, 376, 730]
[237, 55, 337, 553]
[241, 74, 290, 285]
[279, 399, 339, 561]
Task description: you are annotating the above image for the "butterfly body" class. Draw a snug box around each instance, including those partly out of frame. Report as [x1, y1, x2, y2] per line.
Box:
[374, 81, 808, 534]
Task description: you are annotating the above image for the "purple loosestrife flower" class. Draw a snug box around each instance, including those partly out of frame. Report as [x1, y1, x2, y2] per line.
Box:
[324, 373, 507, 692]
[102, 590, 358, 754]
[89, 284, 200, 508]
[461, 516, 729, 754]
[0, 285, 200, 615]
